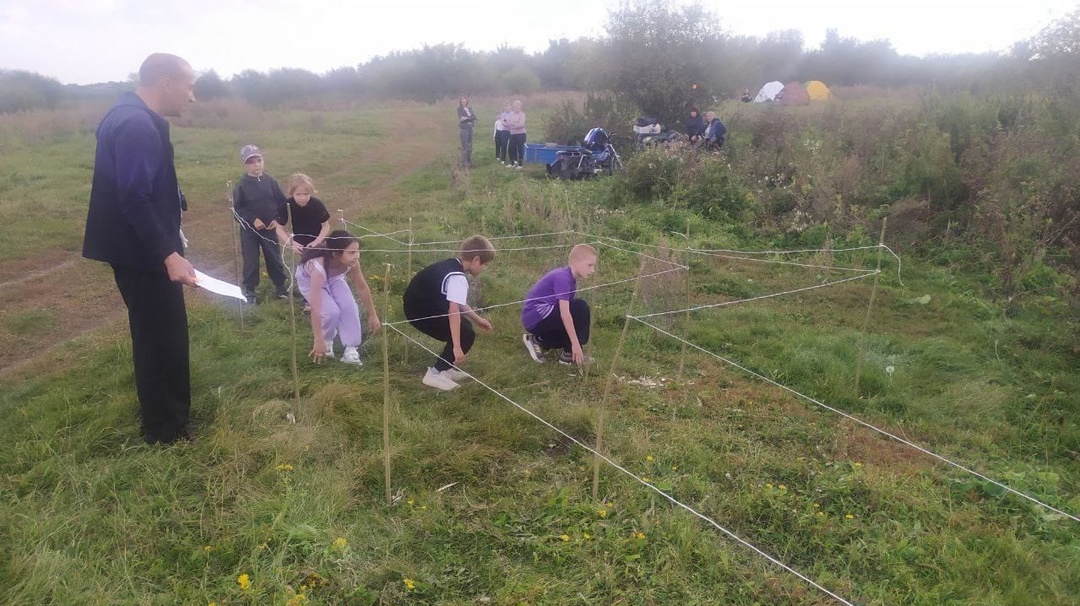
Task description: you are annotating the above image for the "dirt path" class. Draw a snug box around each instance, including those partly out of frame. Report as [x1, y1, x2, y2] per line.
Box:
[0, 107, 455, 379]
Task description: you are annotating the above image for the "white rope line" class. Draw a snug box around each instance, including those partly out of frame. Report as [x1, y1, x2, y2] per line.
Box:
[412, 230, 576, 246]
[594, 240, 689, 270]
[687, 249, 878, 274]
[577, 230, 895, 279]
[631, 318, 1080, 524]
[689, 244, 882, 256]
[690, 244, 904, 286]
[386, 324, 856, 606]
[356, 243, 589, 255]
[633, 272, 880, 319]
[382, 265, 687, 327]
[340, 217, 410, 245]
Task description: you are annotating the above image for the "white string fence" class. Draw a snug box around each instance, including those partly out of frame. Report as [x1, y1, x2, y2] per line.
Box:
[630, 317, 1080, 524]
[387, 323, 857, 606]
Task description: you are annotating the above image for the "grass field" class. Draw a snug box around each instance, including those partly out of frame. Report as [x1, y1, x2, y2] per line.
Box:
[0, 98, 1077, 606]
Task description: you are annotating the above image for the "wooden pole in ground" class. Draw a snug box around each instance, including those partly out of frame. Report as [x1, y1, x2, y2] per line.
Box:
[381, 263, 394, 505]
[403, 218, 414, 366]
[227, 181, 244, 330]
[854, 218, 888, 397]
[285, 203, 301, 406]
[677, 219, 691, 381]
[593, 257, 646, 500]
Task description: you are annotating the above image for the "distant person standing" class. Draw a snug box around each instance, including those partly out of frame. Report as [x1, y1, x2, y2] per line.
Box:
[493, 103, 511, 165]
[83, 53, 197, 445]
[457, 95, 477, 168]
[506, 99, 527, 169]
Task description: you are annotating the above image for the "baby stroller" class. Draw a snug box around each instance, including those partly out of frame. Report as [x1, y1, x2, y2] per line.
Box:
[545, 127, 623, 180]
[633, 116, 680, 147]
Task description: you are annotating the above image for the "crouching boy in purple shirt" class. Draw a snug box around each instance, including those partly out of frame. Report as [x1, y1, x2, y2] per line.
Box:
[521, 244, 598, 366]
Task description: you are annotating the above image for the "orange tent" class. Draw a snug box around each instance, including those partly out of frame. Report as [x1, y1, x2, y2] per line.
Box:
[806, 80, 833, 101]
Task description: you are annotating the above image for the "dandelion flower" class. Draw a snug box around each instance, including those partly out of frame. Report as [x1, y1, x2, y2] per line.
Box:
[238, 573, 252, 591]
[845, 514, 854, 519]
[854, 462, 863, 467]
[203, 545, 213, 553]
[598, 509, 607, 518]
[765, 483, 773, 489]
[407, 499, 414, 506]
[404, 578, 416, 591]
[560, 534, 570, 542]
[332, 537, 348, 551]
[641, 477, 650, 482]
[583, 533, 591, 539]
[671, 465, 678, 471]
[646, 455, 654, 462]
[276, 463, 294, 472]
[635, 532, 645, 540]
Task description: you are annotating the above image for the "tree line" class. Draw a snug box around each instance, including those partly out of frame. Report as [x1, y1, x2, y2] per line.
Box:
[3, 1, 1079, 115]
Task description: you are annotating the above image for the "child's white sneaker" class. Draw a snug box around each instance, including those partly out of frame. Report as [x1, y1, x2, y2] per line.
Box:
[422, 367, 460, 391]
[341, 346, 362, 365]
[442, 368, 469, 381]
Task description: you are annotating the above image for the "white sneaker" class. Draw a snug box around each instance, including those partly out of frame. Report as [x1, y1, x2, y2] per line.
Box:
[422, 367, 460, 391]
[515, 164, 523, 170]
[522, 334, 545, 363]
[443, 368, 469, 381]
[341, 346, 362, 365]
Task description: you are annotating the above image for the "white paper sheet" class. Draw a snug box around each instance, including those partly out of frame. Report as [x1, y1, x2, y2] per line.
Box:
[194, 269, 246, 301]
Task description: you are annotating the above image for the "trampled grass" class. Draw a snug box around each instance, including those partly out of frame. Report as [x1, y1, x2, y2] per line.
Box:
[0, 99, 1078, 605]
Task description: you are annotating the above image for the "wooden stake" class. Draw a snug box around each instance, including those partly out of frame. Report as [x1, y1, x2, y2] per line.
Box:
[227, 181, 244, 330]
[854, 218, 888, 396]
[593, 257, 646, 500]
[404, 218, 414, 366]
[677, 219, 691, 381]
[381, 263, 394, 505]
[285, 202, 301, 406]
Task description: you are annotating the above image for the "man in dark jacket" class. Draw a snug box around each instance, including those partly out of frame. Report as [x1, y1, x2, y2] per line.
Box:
[83, 53, 197, 444]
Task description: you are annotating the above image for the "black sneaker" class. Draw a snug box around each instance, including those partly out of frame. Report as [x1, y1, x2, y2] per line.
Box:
[275, 289, 289, 300]
[243, 293, 257, 305]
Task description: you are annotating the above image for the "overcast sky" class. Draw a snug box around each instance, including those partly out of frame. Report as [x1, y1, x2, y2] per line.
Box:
[1, 0, 1075, 85]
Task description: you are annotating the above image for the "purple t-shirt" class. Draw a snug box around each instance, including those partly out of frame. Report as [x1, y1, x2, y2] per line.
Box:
[521, 266, 576, 330]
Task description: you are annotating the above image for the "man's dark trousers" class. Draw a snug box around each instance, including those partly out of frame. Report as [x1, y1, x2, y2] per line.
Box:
[113, 265, 190, 443]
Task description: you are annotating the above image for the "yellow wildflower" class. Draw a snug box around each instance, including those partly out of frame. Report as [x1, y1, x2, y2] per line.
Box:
[671, 465, 678, 471]
[765, 483, 773, 489]
[598, 509, 607, 518]
[641, 477, 650, 482]
[238, 573, 252, 591]
[276, 463, 294, 472]
[583, 533, 591, 539]
[778, 484, 787, 491]
[404, 578, 416, 591]
[560, 534, 570, 542]
[845, 514, 854, 519]
[646, 455, 654, 462]
[635, 532, 645, 540]
[332, 537, 348, 551]
[203, 544, 213, 552]
[854, 462, 863, 467]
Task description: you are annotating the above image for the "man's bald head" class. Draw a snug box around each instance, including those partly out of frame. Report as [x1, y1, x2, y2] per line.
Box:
[139, 53, 191, 87]
[136, 53, 195, 117]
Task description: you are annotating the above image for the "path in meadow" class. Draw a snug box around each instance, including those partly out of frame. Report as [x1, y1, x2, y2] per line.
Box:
[0, 106, 455, 377]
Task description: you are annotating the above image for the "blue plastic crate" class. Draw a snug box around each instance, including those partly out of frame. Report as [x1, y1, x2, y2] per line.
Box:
[523, 143, 587, 164]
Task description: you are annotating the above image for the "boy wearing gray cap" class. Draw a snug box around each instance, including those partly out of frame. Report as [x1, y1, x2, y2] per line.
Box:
[232, 144, 289, 303]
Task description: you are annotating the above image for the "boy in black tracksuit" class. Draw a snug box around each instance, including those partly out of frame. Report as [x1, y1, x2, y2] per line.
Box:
[233, 144, 288, 303]
[403, 235, 495, 391]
